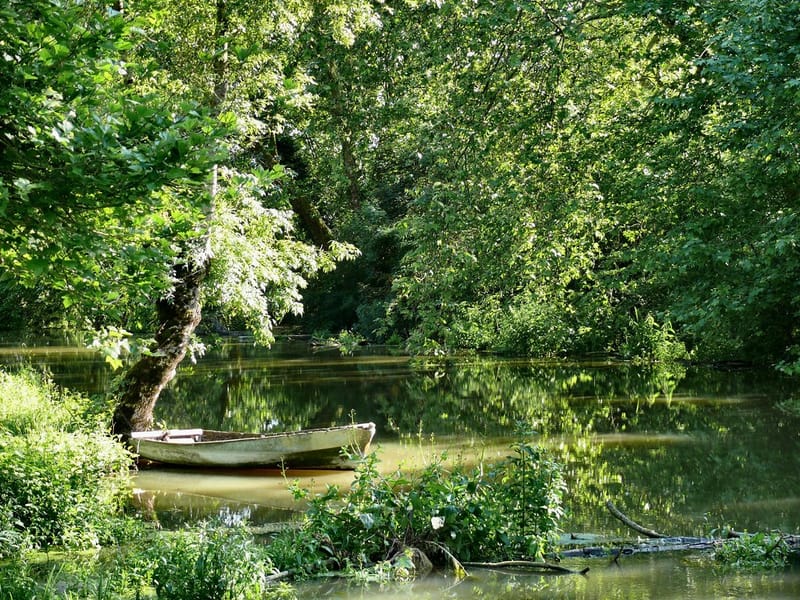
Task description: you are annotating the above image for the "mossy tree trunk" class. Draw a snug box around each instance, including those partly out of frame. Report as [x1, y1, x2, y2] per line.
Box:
[111, 262, 207, 436]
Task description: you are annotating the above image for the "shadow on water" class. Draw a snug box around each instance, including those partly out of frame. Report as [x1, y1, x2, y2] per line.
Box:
[2, 336, 799, 598]
[292, 554, 800, 599]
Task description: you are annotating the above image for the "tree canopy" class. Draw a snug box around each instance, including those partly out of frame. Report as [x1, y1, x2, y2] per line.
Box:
[2, 0, 798, 376]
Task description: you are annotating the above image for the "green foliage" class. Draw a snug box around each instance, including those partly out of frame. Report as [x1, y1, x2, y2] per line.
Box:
[286, 0, 800, 367]
[0, 430, 132, 556]
[2, 0, 799, 368]
[574, 0, 800, 366]
[0, 368, 86, 434]
[0, 559, 63, 600]
[0, 519, 299, 600]
[0, 503, 30, 558]
[0, 0, 364, 354]
[150, 520, 284, 600]
[618, 313, 688, 364]
[0, 555, 135, 600]
[715, 533, 791, 572]
[776, 397, 800, 418]
[0, 0, 226, 331]
[205, 166, 359, 346]
[0, 369, 132, 558]
[271, 441, 565, 577]
[309, 329, 365, 355]
[493, 294, 578, 358]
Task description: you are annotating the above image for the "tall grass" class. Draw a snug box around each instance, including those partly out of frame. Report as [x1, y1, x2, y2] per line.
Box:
[0, 368, 88, 434]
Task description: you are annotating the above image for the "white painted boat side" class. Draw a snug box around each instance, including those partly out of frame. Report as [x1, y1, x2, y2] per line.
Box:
[130, 422, 376, 469]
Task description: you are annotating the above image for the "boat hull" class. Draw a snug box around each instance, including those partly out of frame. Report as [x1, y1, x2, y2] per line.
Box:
[130, 423, 376, 469]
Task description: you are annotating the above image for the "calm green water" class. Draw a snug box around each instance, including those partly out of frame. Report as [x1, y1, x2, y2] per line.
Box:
[2, 336, 799, 598]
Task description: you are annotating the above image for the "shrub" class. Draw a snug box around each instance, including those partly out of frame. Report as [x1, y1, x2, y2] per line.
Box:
[494, 296, 578, 357]
[618, 312, 688, 363]
[0, 429, 132, 555]
[271, 441, 565, 577]
[0, 367, 132, 557]
[0, 558, 105, 600]
[150, 520, 290, 600]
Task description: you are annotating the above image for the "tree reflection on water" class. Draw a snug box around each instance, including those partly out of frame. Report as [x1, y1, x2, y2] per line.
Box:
[153, 340, 800, 537]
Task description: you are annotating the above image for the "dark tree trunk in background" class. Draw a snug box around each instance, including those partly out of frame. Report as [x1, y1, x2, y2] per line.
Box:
[273, 136, 333, 248]
[112, 262, 207, 436]
[289, 194, 333, 248]
[340, 133, 361, 209]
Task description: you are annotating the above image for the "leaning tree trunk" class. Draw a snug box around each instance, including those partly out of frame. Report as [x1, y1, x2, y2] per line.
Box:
[111, 262, 207, 437]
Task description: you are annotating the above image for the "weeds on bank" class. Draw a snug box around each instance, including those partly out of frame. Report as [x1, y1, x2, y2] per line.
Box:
[142, 520, 296, 600]
[0, 522, 298, 600]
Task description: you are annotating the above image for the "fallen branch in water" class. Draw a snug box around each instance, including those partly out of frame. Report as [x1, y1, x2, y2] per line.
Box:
[606, 500, 668, 538]
[558, 537, 719, 558]
[264, 570, 291, 583]
[555, 501, 800, 562]
[463, 560, 589, 575]
[559, 534, 800, 560]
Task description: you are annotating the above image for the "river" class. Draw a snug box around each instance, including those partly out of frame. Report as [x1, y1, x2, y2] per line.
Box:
[2, 335, 799, 598]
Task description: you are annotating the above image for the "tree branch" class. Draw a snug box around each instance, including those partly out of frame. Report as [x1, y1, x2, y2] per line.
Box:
[606, 500, 669, 539]
[464, 560, 589, 575]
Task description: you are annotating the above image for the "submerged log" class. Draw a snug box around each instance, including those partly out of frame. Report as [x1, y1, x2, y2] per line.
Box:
[556, 500, 800, 560]
[463, 560, 589, 575]
[558, 537, 720, 559]
[559, 535, 800, 559]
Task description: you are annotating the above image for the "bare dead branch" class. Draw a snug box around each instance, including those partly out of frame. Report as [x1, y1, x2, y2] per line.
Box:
[463, 560, 589, 575]
[606, 500, 669, 539]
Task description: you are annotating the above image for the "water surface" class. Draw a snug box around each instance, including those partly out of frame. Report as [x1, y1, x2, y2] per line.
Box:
[3, 336, 799, 598]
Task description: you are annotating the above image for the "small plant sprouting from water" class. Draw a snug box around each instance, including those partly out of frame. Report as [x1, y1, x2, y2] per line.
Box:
[310, 330, 365, 355]
[714, 532, 791, 571]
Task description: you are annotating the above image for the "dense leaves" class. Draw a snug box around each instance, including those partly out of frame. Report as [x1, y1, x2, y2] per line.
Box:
[291, 0, 800, 367]
[2, 0, 799, 369]
[0, 0, 358, 349]
[0, 0, 225, 329]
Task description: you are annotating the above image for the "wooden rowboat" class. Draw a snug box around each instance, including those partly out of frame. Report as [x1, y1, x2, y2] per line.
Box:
[129, 422, 376, 469]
